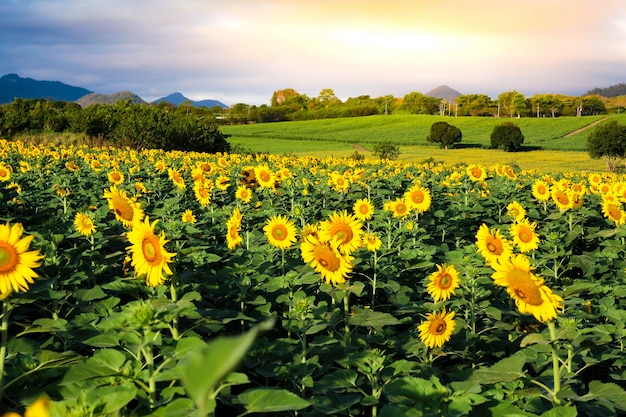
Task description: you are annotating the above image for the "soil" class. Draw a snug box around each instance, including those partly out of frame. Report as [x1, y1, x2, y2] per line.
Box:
[564, 117, 608, 137]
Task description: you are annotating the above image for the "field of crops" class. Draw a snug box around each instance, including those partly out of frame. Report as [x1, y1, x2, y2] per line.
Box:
[1, 138, 626, 416]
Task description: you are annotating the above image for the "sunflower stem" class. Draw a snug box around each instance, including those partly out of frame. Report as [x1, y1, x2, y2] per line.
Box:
[343, 290, 351, 346]
[371, 251, 378, 308]
[0, 298, 9, 401]
[547, 320, 562, 405]
[169, 279, 179, 340]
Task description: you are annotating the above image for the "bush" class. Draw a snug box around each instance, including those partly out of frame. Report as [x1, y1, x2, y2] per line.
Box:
[490, 122, 524, 151]
[372, 140, 400, 160]
[587, 120, 626, 172]
[426, 121, 462, 149]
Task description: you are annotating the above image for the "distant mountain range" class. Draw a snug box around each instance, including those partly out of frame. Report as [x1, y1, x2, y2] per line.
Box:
[0, 73, 228, 108]
[426, 85, 462, 101]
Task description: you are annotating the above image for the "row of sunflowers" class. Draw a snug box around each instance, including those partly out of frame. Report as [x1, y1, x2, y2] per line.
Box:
[1, 138, 626, 416]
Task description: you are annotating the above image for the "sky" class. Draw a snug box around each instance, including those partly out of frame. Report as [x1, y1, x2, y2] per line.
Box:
[1, 0, 625, 106]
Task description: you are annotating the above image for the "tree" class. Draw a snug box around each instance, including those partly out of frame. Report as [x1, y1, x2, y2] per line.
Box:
[587, 120, 626, 172]
[490, 122, 524, 151]
[318, 88, 341, 108]
[372, 140, 400, 160]
[426, 121, 462, 150]
[400, 92, 439, 115]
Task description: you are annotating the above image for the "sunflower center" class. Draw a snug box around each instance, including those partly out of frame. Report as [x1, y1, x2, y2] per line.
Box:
[471, 168, 482, 178]
[0, 168, 8, 178]
[271, 225, 288, 241]
[437, 273, 452, 289]
[314, 245, 340, 272]
[112, 196, 134, 222]
[0, 242, 19, 273]
[608, 205, 621, 220]
[359, 204, 370, 215]
[142, 237, 162, 264]
[486, 237, 503, 255]
[260, 171, 271, 182]
[538, 185, 547, 194]
[430, 318, 447, 335]
[396, 204, 407, 214]
[518, 227, 533, 243]
[111, 173, 121, 181]
[507, 270, 543, 306]
[411, 192, 424, 204]
[331, 224, 353, 244]
[556, 193, 568, 205]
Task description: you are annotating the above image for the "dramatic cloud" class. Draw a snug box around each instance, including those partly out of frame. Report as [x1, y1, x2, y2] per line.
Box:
[1, 0, 625, 105]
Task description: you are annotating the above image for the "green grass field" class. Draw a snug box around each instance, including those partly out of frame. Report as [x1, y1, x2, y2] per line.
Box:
[222, 114, 626, 173]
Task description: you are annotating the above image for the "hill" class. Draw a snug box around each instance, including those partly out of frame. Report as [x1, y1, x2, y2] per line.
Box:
[76, 91, 146, 107]
[585, 82, 626, 98]
[426, 85, 462, 101]
[0, 73, 92, 103]
[154, 92, 228, 108]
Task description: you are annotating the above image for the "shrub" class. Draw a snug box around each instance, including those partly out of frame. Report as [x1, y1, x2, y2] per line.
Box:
[490, 122, 524, 151]
[586, 120, 626, 172]
[372, 140, 400, 160]
[426, 121, 462, 149]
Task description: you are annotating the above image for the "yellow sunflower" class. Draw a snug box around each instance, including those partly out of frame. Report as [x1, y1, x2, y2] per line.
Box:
[0, 222, 44, 297]
[362, 232, 382, 252]
[263, 215, 297, 249]
[300, 223, 320, 243]
[531, 180, 551, 202]
[418, 309, 456, 349]
[491, 254, 563, 322]
[127, 217, 176, 287]
[352, 198, 374, 221]
[509, 218, 540, 252]
[216, 174, 230, 191]
[300, 234, 354, 285]
[0, 163, 12, 182]
[551, 187, 571, 212]
[475, 224, 513, 264]
[193, 181, 212, 207]
[235, 185, 253, 203]
[405, 185, 432, 213]
[181, 209, 196, 224]
[74, 212, 97, 236]
[226, 207, 243, 250]
[319, 210, 363, 254]
[255, 165, 275, 189]
[168, 168, 186, 190]
[506, 201, 526, 222]
[426, 264, 460, 302]
[330, 172, 350, 192]
[602, 200, 626, 225]
[389, 198, 411, 218]
[467, 164, 486, 182]
[107, 170, 124, 185]
[103, 185, 144, 228]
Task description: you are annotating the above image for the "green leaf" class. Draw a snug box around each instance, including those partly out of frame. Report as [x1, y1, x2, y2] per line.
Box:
[469, 353, 526, 384]
[181, 319, 273, 410]
[520, 333, 550, 347]
[349, 307, 401, 328]
[74, 285, 108, 301]
[82, 334, 121, 347]
[61, 349, 127, 385]
[540, 406, 578, 417]
[86, 382, 137, 414]
[237, 388, 310, 412]
[573, 381, 626, 411]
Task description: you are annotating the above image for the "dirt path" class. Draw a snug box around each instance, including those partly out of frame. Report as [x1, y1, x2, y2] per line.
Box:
[564, 117, 608, 137]
[351, 144, 369, 152]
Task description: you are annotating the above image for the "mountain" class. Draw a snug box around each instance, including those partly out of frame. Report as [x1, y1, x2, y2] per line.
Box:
[154, 92, 228, 108]
[76, 91, 146, 107]
[426, 85, 462, 102]
[585, 82, 626, 97]
[0, 73, 92, 104]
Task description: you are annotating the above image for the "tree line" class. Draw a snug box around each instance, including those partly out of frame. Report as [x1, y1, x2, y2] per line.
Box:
[0, 99, 231, 153]
[221, 88, 620, 124]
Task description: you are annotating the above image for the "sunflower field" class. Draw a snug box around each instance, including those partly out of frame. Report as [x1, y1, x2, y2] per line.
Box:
[1, 138, 626, 416]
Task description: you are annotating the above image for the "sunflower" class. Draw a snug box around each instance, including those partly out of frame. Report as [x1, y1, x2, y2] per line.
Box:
[168, 168, 186, 190]
[405, 185, 432, 213]
[74, 212, 97, 236]
[103, 185, 144, 228]
[107, 170, 124, 185]
[300, 234, 354, 285]
[467, 164, 486, 182]
[330, 172, 350, 192]
[509, 218, 540, 252]
[602, 200, 626, 225]
[181, 209, 196, 224]
[362, 233, 382, 252]
[235, 185, 253, 203]
[389, 198, 411, 218]
[353, 198, 374, 221]
[319, 210, 363, 254]
[193, 181, 212, 207]
[154, 160, 167, 173]
[127, 217, 176, 287]
[491, 254, 563, 322]
[255, 165, 275, 189]
[506, 201, 526, 222]
[300, 223, 320, 243]
[426, 264, 460, 302]
[264, 215, 297, 249]
[216, 174, 230, 191]
[226, 207, 243, 250]
[551, 187, 571, 211]
[418, 309, 456, 349]
[475, 224, 513, 265]
[0, 222, 44, 297]
[531, 180, 551, 202]
[0, 163, 11, 182]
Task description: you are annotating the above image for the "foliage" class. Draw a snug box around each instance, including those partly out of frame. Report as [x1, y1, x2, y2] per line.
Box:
[490, 122, 525, 151]
[372, 140, 400, 160]
[1, 140, 626, 415]
[426, 121, 462, 149]
[586, 119, 626, 172]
